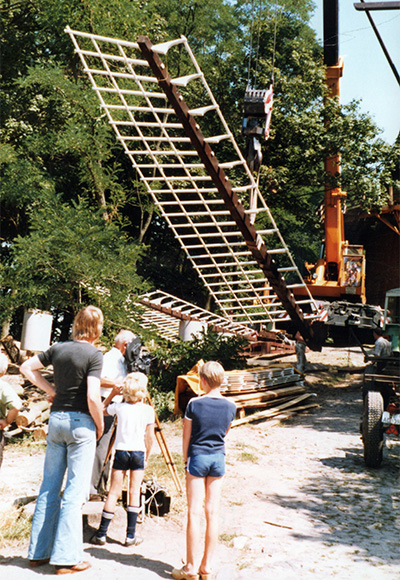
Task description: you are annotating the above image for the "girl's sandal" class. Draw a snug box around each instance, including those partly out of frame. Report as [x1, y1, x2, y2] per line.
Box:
[171, 566, 199, 580]
[199, 572, 214, 580]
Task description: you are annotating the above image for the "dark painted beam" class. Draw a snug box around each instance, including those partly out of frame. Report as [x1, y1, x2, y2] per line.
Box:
[354, 2, 400, 10]
[355, 0, 400, 86]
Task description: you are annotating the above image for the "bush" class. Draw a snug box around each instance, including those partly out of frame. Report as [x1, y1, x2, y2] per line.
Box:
[148, 329, 248, 416]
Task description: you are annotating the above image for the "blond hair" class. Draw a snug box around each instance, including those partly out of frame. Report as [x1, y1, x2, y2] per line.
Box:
[0, 353, 9, 377]
[122, 372, 148, 403]
[72, 305, 103, 341]
[199, 360, 225, 389]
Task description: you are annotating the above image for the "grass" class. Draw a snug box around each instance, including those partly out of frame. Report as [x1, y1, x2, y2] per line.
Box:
[219, 532, 237, 547]
[237, 451, 258, 462]
[0, 506, 32, 548]
[6, 433, 46, 454]
[228, 499, 244, 506]
[147, 450, 185, 481]
[238, 561, 252, 570]
[233, 442, 259, 463]
[145, 450, 187, 515]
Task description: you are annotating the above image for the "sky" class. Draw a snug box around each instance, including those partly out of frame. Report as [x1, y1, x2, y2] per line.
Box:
[310, 0, 400, 144]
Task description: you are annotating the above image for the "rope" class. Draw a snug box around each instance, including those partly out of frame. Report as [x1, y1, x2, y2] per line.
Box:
[254, 0, 262, 89]
[247, 2, 279, 89]
[271, 8, 278, 85]
[247, 0, 255, 88]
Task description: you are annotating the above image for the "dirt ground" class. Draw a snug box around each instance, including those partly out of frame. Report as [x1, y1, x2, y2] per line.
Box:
[1, 345, 400, 579]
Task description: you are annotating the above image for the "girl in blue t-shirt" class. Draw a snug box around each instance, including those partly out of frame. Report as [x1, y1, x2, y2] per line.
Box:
[172, 361, 236, 580]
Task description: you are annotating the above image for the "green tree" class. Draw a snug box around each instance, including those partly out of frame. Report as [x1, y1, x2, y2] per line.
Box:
[1, 0, 398, 341]
[0, 0, 158, 336]
[2, 193, 147, 337]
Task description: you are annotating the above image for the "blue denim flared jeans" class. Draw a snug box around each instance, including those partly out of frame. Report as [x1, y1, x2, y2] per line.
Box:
[28, 411, 96, 566]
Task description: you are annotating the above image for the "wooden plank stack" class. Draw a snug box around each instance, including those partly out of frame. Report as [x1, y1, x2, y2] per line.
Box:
[220, 364, 317, 424]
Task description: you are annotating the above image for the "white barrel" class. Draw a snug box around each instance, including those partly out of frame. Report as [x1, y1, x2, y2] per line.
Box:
[179, 320, 207, 341]
[20, 309, 53, 352]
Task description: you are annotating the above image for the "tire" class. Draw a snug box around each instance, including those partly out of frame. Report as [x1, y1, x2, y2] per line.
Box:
[362, 391, 384, 468]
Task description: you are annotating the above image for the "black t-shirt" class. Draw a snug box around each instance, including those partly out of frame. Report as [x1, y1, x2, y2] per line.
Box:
[38, 341, 103, 415]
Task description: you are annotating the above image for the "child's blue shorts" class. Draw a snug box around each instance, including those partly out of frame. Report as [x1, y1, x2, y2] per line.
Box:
[112, 450, 145, 471]
[187, 453, 225, 477]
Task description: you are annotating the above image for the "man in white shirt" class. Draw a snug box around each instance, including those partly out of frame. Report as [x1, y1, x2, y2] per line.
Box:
[89, 329, 136, 500]
[373, 328, 392, 358]
[372, 327, 393, 372]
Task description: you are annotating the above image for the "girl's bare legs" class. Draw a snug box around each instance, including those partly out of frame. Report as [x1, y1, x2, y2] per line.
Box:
[185, 472, 205, 575]
[199, 476, 223, 575]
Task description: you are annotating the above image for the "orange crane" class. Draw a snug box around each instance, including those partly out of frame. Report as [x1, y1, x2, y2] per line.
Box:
[302, 0, 367, 304]
[294, 0, 384, 337]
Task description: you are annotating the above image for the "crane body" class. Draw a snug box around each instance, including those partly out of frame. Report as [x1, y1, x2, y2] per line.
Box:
[295, 0, 380, 335]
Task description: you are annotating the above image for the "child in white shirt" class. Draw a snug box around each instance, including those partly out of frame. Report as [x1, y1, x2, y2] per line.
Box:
[91, 372, 155, 546]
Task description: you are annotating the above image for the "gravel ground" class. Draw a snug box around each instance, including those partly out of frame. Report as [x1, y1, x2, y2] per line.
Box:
[1, 346, 399, 579]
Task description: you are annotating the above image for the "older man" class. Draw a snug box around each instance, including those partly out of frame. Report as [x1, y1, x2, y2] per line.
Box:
[89, 330, 136, 500]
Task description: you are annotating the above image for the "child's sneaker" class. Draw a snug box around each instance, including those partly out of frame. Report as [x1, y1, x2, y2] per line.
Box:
[125, 536, 143, 547]
[90, 534, 106, 545]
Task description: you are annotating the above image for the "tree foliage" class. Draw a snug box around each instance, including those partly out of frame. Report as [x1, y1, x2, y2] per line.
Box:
[150, 329, 248, 390]
[1, 0, 398, 341]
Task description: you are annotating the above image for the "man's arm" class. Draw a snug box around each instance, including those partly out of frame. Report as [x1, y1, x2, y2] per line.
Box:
[87, 376, 104, 440]
[102, 385, 122, 412]
[20, 356, 56, 402]
[100, 377, 123, 390]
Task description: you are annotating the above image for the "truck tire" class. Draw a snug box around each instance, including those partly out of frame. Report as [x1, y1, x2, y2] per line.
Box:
[362, 390, 384, 468]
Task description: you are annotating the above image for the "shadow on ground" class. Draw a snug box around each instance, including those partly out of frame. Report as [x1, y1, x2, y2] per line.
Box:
[259, 368, 400, 567]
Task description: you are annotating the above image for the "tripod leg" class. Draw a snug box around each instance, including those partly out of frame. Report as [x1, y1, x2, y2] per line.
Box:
[97, 421, 117, 492]
[147, 394, 183, 494]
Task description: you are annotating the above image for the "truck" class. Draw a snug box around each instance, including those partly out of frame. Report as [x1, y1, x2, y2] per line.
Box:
[361, 288, 400, 467]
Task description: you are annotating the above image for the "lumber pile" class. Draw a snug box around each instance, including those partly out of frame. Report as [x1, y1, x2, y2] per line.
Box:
[5, 396, 50, 441]
[2, 367, 55, 440]
[220, 364, 318, 423]
[175, 361, 318, 424]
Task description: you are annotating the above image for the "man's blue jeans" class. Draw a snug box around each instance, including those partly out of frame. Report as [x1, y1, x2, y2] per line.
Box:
[28, 412, 96, 565]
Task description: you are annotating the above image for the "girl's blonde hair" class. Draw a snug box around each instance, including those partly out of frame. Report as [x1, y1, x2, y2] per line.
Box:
[199, 360, 225, 389]
[122, 372, 148, 403]
[72, 305, 103, 341]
